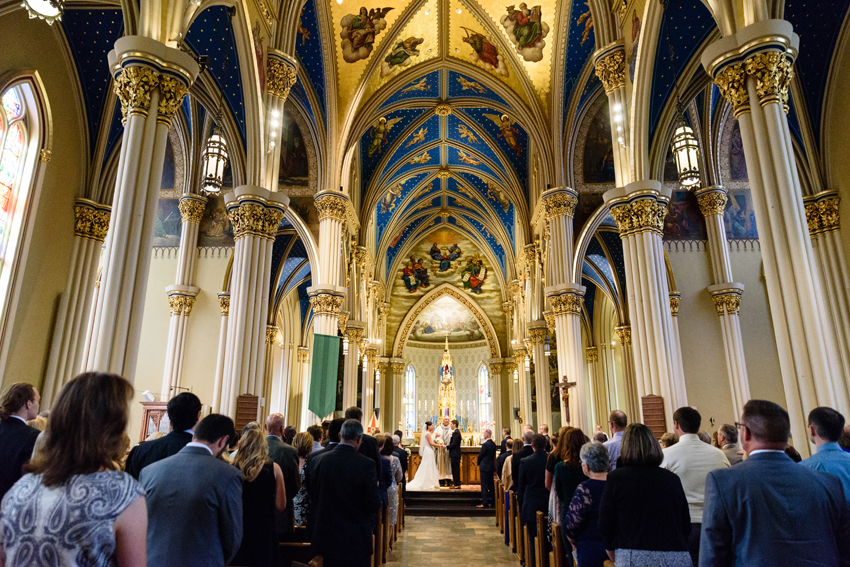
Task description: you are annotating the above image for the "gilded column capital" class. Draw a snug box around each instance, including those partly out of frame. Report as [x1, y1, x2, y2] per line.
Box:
[803, 191, 840, 235]
[504, 361, 518, 374]
[594, 49, 626, 94]
[713, 63, 750, 117]
[156, 75, 189, 126]
[391, 362, 405, 374]
[508, 280, 522, 298]
[614, 325, 631, 346]
[227, 201, 285, 240]
[218, 293, 230, 316]
[309, 292, 345, 318]
[541, 187, 579, 221]
[266, 51, 298, 101]
[745, 51, 794, 112]
[345, 327, 364, 344]
[178, 195, 207, 224]
[377, 360, 389, 372]
[73, 199, 112, 242]
[669, 292, 681, 317]
[489, 362, 503, 375]
[365, 348, 378, 365]
[524, 243, 538, 267]
[695, 186, 728, 217]
[297, 346, 310, 363]
[585, 347, 599, 364]
[548, 291, 584, 315]
[708, 284, 744, 316]
[608, 196, 668, 237]
[529, 327, 547, 345]
[266, 326, 279, 344]
[543, 311, 555, 337]
[338, 311, 349, 334]
[502, 300, 515, 314]
[314, 191, 348, 223]
[113, 66, 159, 121]
[167, 294, 197, 316]
[354, 246, 369, 266]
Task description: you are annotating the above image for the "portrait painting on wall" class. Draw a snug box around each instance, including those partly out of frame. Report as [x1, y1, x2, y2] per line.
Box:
[724, 189, 758, 239]
[278, 111, 309, 187]
[583, 103, 616, 184]
[573, 192, 604, 232]
[729, 121, 748, 180]
[197, 195, 234, 247]
[154, 138, 181, 247]
[663, 190, 707, 240]
[408, 295, 484, 343]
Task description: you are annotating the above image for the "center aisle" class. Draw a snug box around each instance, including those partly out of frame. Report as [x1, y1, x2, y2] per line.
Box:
[386, 517, 518, 566]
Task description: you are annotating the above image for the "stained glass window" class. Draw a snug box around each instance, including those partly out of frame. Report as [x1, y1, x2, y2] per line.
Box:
[0, 121, 24, 239]
[2, 89, 22, 121]
[478, 364, 492, 432]
[404, 364, 416, 437]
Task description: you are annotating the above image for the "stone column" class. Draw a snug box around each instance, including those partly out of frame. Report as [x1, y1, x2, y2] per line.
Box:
[88, 36, 198, 380]
[704, 21, 850, 449]
[546, 285, 587, 430]
[513, 348, 532, 427]
[219, 187, 288, 418]
[43, 200, 111, 407]
[211, 292, 229, 413]
[160, 194, 206, 400]
[488, 360, 503, 435]
[261, 51, 298, 192]
[376, 359, 389, 430]
[804, 191, 850, 394]
[391, 360, 405, 433]
[362, 347, 377, 422]
[668, 292, 686, 388]
[614, 325, 640, 421]
[528, 323, 550, 429]
[605, 181, 685, 427]
[261, 326, 279, 421]
[343, 323, 365, 409]
[695, 186, 751, 420]
[586, 347, 607, 428]
[594, 42, 629, 187]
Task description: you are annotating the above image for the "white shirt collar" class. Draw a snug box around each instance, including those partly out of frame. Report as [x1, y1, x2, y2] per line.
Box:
[186, 441, 214, 456]
[748, 449, 786, 456]
[9, 415, 27, 424]
[721, 443, 736, 449]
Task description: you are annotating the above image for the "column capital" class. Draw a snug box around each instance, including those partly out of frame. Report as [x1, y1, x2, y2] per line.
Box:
[73, 199, 112, 242]
[585, 347, 599, 364]
[266, 325, 279, 344]
[308, 286, 346, 318]
[314, 191, 349, 223]
[528, 323, 547, 344]
[605, 181, 669, 237]
[543, 310, 555, 336]
[365, 347, 378, 365]
[508, 279, 523, 298]
[297, 346, 310, 363]
[502, 300, 515, 314]
[803, 190, 840, 235]
[218, 292, 230, 316]
[614, 325, 631, 346]
[391, 360, 405, 374]
[545, 283, 586, 315]
[504, 361, 518, 373]
[179, 194, 207, 224]
[377, 359, 389, 372]
[708, 283, 745, 316]
[694, 186, 728, 217]
[669, 292, 681, 317]
[345, 322, 365, 344]
[593, 41, 626, 94]
[266, 50, 298, 102]
[225, 186, 289, 241]
[166, 285, 200, 316]
[541, 187, 578, 221]
[338, 310, 349, 333]
[489, 361, 503, 374]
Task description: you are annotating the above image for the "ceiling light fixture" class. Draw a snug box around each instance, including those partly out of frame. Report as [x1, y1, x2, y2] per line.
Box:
[21, 0, 63, 25]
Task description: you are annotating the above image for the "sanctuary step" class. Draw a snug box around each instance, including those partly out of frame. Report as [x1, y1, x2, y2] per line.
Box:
[404, 488, 493, 517]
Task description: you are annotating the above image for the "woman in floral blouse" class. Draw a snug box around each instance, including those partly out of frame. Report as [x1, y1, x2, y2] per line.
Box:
[562, 441, 609, 567]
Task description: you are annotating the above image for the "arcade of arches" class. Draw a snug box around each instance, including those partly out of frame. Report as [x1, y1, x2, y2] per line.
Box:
[2, 0, 850, 459]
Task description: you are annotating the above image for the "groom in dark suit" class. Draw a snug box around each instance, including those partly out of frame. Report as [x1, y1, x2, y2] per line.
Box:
[448, 419, 462, 489]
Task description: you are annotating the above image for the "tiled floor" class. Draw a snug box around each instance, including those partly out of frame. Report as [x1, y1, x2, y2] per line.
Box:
[386, 516, 518, 566]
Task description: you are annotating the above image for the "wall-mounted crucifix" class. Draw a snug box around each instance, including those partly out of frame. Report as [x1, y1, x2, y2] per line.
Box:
[556, 377, 577, 423]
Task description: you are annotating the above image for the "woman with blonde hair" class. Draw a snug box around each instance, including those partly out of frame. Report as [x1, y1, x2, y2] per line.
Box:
[230, 423, 286, 566]
[0, 372, 146, 567]
[292, 431, 313, 526]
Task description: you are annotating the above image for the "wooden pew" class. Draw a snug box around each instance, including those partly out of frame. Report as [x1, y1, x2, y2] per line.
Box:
[382, 504, 390, 563]
[514, 493, 523, 561]
[524, 525, 532, 567]
[279, 542, 313, 566]
[535, 511, 548, 567]
[373, 507, 384, 567]
[550, 522, 565, 567]
[495, 488, 501, 529]
[508, 491, 516, 552]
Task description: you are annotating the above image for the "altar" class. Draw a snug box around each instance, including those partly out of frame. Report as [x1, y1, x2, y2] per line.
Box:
[407, 445, 491, 486]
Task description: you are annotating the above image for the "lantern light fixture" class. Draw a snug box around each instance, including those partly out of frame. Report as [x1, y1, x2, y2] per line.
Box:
[671, 124, 700, 188]
[342, 335, 349, 355]
[201, 124, 228, 195]
[21, 0, 63, 25]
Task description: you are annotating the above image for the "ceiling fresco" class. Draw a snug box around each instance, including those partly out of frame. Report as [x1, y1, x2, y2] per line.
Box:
[295, 0, 328, 126]
[385, 229, 507, 352]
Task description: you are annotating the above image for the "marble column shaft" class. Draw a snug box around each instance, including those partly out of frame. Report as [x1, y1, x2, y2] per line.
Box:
[212, 293, 230, 413]
[529, 324, 550, 429]
[547, 288, 587, 430]
[88, 37, 198, 380]
[614, 325, 640, 420]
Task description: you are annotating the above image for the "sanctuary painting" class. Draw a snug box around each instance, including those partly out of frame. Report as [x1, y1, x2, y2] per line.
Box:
[367, 116, 404, 158]
[340, 7, 393, 63]
[278, 110, 309, 187]
[729, 122, 748, 180]
[664, 190, 707, 240]
[408, 295, 484, 343]
[461, 28, 509, 77]
[583, 104, 616, 184]
[500, 4, 550, 62]
[724, 189, 758, 239]
[381, 37, 424, 77]
[154, 138, 182, 247]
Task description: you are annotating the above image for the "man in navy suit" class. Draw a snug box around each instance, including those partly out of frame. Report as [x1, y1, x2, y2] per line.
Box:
[700, 400, 850, 567]
[477, 428, 497, 508]
[125, 392, 201, 479]
[0, 383, 40, 501]
[517, 433, 549, 566]
[448, 419, 463, 489]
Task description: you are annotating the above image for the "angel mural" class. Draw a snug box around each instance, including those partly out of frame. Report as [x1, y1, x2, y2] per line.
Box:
[456, 149, 481, 165]
[402, 77, 430, 93]
[486, 182, 511, 212]
[500, 4, 550, 62]
[483, 113, 523, 155]
[367, 116, 403, 158]
[457, 123, 480, 144]
[380, 183, 402, 214]
[460, 253, 488, 293]
[381, 36, 424, 77]
[461, 27, 510, 77]
[456, 76, 486, 94]
[430, 242, 462, 271]
[405, 127, 428, 148]
[340, 7, 393, 63]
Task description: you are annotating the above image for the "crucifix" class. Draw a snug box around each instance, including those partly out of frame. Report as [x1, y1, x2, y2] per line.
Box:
[556, 376, 577, 424]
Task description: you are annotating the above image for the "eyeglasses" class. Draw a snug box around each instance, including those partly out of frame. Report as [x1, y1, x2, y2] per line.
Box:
[735, 422, 746, 430]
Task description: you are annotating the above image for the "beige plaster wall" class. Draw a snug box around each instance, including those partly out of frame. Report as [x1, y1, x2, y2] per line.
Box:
[0, 11, 85, 389]
[667, 242, 784, 431]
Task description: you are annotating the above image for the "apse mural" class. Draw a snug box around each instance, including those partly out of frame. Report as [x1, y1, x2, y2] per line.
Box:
[664, 190, 707, 240]
[408, 295, 484, 343]
[278, 110, 309, 187]
[381, 36, 424, 77]
[461, 27, 510, 77]
[582, 103, 616, 184]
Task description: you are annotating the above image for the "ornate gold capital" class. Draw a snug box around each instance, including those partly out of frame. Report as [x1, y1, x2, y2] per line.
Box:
[745, 52, 793, 112]
[542, 190, 578, 221]
[490, 362, 503, 375]
[669, 293, 681, 317]
[615, 325, 631, 346]
[714, 63, 750, 117]
[711, 292, 742, 316]
[168, 295, 196, 316]
[595, 50, 626, 94]
[40, 149, 51, 162]
[74, 200, 111, 242]
[267, 57, 298, 101]
[314, 193, 347, 223]
[113, 66, 159, 121]
[218, 293, 230, 316]
[228, 202, 285, 240]
[345, 327, 364, 344]
[502, 300, 515, 314]
[266, 326, 279, 344]
[697, 191, 728, 217]
[508, 280, 522, 298]
[543, 311, 555, 337]
[365, 348, 378, 365]
[391, 362, 405, 374]
[309, 292, 345, 317]
[529, 327, 547, 345]
[297, 347, 310, 363]
[549, 292, 583, 315]
[804, 193, 840, 235]
[504, 361, 518, 373]
[338, 311, 349, 334]
[157, 76, 189, 126]
[586, 347, 599, 364]
[179, 197, 206, 224]
[377, 360, 389, 372]
[609, 197, 667, 237]
[435, 102, 452, 116]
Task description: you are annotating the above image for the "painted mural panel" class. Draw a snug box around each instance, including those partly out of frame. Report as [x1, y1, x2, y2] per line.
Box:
[663, 190, 707, 240]
[729, 121, 748, 181]
[278, 109, 309, 187]
[197, 195, 234, 247]
[408, 295, 485, 343]
[724, 189, 758, 239]
[582, 103, 616, 184]
[154, 137, 182, 247]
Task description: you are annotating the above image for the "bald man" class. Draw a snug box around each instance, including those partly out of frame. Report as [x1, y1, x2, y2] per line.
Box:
[266, 413, 300, 536]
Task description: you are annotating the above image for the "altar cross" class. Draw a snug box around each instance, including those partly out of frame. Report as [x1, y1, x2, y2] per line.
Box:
[556, 377, 577, 423]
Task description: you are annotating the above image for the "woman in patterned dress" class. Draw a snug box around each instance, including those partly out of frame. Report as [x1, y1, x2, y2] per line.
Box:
[292, 431, 314, 526]
[0, 372, 147, 567]
[381, 436, 403, 527]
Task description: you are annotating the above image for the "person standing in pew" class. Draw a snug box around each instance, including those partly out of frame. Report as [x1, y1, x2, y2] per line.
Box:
[517, 433, 550, 566]
[477, 428, 497, 508]
[309, 419, 381, 567]
[265, 413, 299, 540]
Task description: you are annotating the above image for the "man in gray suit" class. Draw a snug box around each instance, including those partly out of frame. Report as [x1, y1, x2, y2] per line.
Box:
[717, 423, 743, 465]
[266, 412, 299, 536]
[700, 400, 850, 567]
[141, 414, 242, 567]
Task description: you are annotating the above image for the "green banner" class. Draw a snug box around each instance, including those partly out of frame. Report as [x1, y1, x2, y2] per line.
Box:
[308, 334, 340, 418]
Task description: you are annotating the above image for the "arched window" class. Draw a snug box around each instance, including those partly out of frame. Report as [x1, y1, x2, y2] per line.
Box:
[478, 363, 492, 432]
[403, 363, 416, 437]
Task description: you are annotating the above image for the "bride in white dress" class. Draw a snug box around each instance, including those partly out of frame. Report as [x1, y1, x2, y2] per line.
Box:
[407, 421, 441, 491]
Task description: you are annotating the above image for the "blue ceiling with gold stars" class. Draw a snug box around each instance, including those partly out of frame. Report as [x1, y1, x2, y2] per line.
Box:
[562, 0, 597, 126]
[295, 0, 327, 127]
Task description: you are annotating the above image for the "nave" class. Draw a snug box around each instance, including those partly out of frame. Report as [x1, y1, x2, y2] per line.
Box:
[387, 517, 517, 567]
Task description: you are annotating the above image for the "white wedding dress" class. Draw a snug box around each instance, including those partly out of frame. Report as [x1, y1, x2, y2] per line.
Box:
[407, 429, 441, 491]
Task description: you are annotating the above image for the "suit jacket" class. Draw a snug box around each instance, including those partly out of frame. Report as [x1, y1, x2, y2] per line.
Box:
[721, 443, 743, 465]
[124, 430, 193, 480]
[0, 418, 40, 500]
[661, 433, 730, 523]
[140, 446, 243, 567]
[358, 433, 383, 480]
[392, 446, 408, 475]
[511, 444, 534, 490]
[700, 451, 850, 567]
[448, 429, 462, 459]
[500, 436, 512, 454]
[478, 438, 497, 472]
[516, 449, 549, 523]
[267, 435, 299, 533]
[496, 450, 511, 480]
[309, 444, 381, 562]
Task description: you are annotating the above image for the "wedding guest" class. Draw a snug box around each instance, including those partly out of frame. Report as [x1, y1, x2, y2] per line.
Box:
[381, 435, 403, 528]
[125, 392, 201, 480]
[283, 426, 297, 445]
[660, 432, 678, 449]
[500, 427, 512, 454]
[716, 424, 742, 465]
[265, 413, 299, 538]
[307, 424, 323, 453]
[231, 424, 286, 567]
[501, 438, 523, 545]
[511, 429, 535, 493]
[604, 410, 627, 471]
[375, 434, 392, 510]
[309, 419, 381, 567]
[0, 373, 145, 567]
[477, 428, 497, 508]
[784, 445, 803, 462]
[594, 431, 608, 443]
[391, 433, 408, 495]
[546, 426, 573, 547]
[539, 424, 552, 451]
[599, 424, 691, 566]
[517, 434, 549, 565]
[292, 431, 313, 527]
[141, 414, 242, 567]
[496, 434, 513, 481]
[840, 425, 850, 452]
[0, 382, 40, 500]
[554, 427, 589, 548]
[801, 406, 850, 507]
[698, 431, 712, 445]
[345, 406, 382, 479]
[563, 441, 610, 567]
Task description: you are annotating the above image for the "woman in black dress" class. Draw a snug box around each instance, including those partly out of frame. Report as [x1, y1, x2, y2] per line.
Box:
[230, 423, 287, 566]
